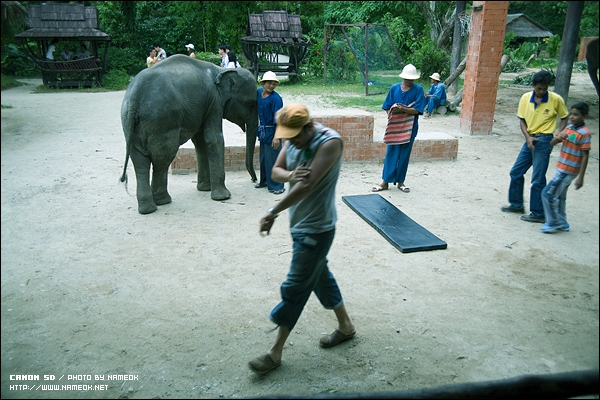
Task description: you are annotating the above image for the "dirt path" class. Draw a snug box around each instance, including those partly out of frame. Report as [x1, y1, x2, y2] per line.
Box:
[1, 73, 598, 399]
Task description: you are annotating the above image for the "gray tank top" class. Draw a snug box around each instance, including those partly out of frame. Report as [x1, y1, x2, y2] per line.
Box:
[285, 123, 343, 234]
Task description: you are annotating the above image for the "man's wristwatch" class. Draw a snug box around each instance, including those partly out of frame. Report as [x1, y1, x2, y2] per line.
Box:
[267, 207, 278, 218]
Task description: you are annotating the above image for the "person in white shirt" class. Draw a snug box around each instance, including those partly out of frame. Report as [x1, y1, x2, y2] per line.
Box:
[218, 44, 229, 68]
[153, 42, 167, 61]
[46, 38, 59, 60]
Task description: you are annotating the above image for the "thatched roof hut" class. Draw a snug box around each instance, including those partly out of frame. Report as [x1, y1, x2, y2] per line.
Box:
[505, 13, 553, 38]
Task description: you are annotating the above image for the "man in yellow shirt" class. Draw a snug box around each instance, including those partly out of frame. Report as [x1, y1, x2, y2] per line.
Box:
[501, 70, 568, 223]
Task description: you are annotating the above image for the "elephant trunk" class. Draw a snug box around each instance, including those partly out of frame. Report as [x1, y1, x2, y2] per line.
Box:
[245, 117, 258, 182]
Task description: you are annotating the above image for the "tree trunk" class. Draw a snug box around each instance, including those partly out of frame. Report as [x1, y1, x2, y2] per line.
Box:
[447, 54, 510, 111]
[444, 56, 466, 88]
[554, 1, 585, 101]
[448, 1, 466, 95]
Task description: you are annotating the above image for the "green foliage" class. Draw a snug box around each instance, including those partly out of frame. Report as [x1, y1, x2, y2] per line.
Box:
[382, 13, 419, 58]
[512, 69, 555, 86]
[545, 34, 561, 58]
[1, 73, 27, 90]
[503, 59, 526, 73]
[323, 39, 359, 83]
[503, 31, 516, 53]
[195, 52, 221, 66]
[1, 44, 38, 77]
[411, 40, 450, 81]
[529, 57, 558, 70]
[301, 40, 325, 78]
[514, 41, 539, 60]
[101, 68, 131, 90]
[106, 47, 145, 77]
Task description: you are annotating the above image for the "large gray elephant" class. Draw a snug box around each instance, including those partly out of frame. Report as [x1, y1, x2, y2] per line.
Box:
[120, 55, 258, 214]
[586, 38, 599, 97]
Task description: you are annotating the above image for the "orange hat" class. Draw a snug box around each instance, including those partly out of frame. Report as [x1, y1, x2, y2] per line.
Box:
[275, 104, 311, 139]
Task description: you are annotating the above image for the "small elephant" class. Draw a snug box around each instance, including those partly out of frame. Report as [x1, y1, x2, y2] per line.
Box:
[120, 55, 258, 214]
[586, 38, 599, 97]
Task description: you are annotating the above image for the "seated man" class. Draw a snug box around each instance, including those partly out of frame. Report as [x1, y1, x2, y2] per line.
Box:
[76, 44, 91, 59]
[424, 72, 447, 118]
[61, 45, 74, 61]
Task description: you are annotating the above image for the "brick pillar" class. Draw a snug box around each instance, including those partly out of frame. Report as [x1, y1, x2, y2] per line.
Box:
[459, 1, 508, 135]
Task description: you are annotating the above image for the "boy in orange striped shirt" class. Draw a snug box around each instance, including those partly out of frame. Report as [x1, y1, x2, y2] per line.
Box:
[540, 102, 591, 233]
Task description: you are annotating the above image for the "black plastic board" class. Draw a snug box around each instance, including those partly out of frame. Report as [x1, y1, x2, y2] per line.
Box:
[342, 194, 447, 253]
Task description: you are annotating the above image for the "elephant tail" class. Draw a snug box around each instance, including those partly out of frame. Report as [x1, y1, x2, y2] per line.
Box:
[120, 109, 138, 191]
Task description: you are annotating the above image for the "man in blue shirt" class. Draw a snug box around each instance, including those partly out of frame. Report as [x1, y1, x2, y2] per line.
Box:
[424, 72, 446, 118]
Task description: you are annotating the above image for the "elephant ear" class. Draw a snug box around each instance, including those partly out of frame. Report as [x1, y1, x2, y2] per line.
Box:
[214, 70, 237, 108]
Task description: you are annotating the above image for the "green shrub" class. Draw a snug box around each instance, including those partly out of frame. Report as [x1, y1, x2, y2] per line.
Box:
[106, 47, 144, 77]
[529, 57, 558, 69]
[323, 39, 359, 83]
[503, 59, 526, 73]
[101, 68, 131, 90]
[514, 41, 539, 60]
[195, 52, 221, 66]
[1, 44, 39, 78]
[546, 34, 561, 58]
[412, 40, 450, 81]
[301, 40, 324, 79]
[512, 69, 555, 86]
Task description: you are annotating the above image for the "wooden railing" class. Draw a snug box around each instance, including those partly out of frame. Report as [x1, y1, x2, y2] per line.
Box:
[37, 58, 103, 87]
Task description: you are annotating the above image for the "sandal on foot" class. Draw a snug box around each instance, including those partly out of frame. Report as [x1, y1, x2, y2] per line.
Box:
[398, 184, 410, 193]
[371, 184, 388, 192]
[248, 353, 281, 375]
[319, 329, 356, 348]
[270, 188, 286, 195]
[255, 183, 267, 188]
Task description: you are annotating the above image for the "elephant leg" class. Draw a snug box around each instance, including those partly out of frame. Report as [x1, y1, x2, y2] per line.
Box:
[192, 134, 211, 192]
[151, 163, 172, 206]
[130, 147, 157, 214]
[148, 140, 179, 206]
[586, 39, 599, 97]
[205, 136, 231, 201]
[196, 123, 231, 201]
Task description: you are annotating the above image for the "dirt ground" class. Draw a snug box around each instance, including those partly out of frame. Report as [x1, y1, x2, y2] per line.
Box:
[1, 71, 598, 399]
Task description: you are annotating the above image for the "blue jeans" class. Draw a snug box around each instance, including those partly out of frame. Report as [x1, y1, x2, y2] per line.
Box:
[507, 134, 553, 217]
[541, 170, 575, 227]
[269, 229, 343, 331]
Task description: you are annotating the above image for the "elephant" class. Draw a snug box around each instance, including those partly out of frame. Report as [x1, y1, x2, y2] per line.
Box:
[586, 38, 599, 97]
[120, 54, 258, 214]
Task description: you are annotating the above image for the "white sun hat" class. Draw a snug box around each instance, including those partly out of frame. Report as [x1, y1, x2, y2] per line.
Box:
[429, 72, 441, 81]
[260, 71, 279, 83]
[185, 43, 195, 50]
[399, 64, 420, 80]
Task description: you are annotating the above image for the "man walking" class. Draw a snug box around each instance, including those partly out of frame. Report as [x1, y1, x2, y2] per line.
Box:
[249, 104, 356, 375]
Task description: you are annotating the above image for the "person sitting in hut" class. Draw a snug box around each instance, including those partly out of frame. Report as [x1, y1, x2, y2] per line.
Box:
[61, 45, 74, 61]
[76, 44, 91, 59]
